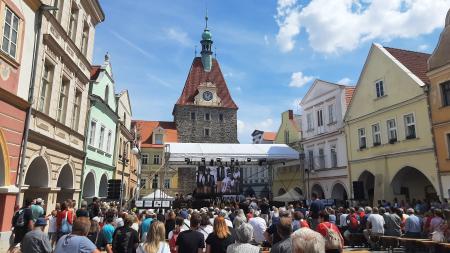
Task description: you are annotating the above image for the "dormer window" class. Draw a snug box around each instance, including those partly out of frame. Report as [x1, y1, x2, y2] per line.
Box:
[155, 134, 163, 144]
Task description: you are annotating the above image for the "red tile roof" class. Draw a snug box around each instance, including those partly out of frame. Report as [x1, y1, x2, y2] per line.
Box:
[90, 65, 101, 80]
[344, 87, 356, 107]
[175, 57, 238, 110]
[384, 47, 431, 85]
[132, 120, 178, 148]
[262, 132, 277, 141]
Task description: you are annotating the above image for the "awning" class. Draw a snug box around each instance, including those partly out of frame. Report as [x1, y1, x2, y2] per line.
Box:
[142, 189, 175, 200]
[165, 143, 299, 162]
[273, 188, 303, 202]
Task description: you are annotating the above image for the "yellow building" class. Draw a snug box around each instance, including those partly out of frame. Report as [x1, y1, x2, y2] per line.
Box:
[345, 43, 441, 205]
[428, 10, 450, 198]
[272, 110, 303, 198]
[133, 121, 178, 197]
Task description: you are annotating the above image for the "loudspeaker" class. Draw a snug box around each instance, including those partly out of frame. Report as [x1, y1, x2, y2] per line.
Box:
[353, 181, 364, 200]
[108, 179, 121, 199]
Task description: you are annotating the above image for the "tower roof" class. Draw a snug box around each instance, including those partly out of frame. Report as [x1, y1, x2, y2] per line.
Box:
[174, 57, 238, 110]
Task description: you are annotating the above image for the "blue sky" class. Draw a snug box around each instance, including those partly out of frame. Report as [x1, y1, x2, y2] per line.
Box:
[93, 0, 449, 143]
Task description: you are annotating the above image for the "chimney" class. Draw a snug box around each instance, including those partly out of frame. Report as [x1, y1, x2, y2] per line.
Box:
[288, 110, 294, 120]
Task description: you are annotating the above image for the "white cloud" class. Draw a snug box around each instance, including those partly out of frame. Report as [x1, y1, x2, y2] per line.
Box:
[264, 35, 270, 45]
[109, 30, 155, 60]
[165, 27, 193, 47]
[237, 118, 276, 143]
[337, 77, 352, 85]
[289, 71, 314, 88]
[275, 0, 450, 54]
[418, 44, 429, 51]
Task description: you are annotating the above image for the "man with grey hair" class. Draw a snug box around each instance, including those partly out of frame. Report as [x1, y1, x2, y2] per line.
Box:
[363, 207, 384, 249]
[226, 223, 260, 253]
[248, 210, 267, 244]
[292, 227, 325, 253]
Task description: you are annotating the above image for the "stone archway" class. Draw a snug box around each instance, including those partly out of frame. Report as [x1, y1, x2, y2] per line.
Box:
[311, 184, 325, 199]
[331, 183, 348, 206]
[358, 170, 375, 204]
[82, 172, 96, 200]
[56, 164, 74, 204]
[391, 166, 437, 202]
[99, 174, 108, 198]
[23, 156, 50, 204]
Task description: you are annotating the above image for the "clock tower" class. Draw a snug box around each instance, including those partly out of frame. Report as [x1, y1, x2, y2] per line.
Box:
[173, 15, 238, 144]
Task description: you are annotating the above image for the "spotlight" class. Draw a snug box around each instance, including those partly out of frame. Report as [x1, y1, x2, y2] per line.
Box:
[201, 158, 206, 164]
[185, 158, 190, 163]
[231, 158, 235, 163]
[247, 158, 251, 162]
[258, 158, 267, 166]
[216, 158, 222, 162]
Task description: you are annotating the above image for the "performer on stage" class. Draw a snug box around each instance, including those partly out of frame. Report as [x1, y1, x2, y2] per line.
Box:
[204, 168, 215, 194]
[232, 167, 241, 193]
[216, 165, 226, 193]
[196, 169, 205, 194]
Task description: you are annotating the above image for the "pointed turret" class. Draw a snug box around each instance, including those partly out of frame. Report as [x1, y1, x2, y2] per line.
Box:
[200, 12, 213, 72]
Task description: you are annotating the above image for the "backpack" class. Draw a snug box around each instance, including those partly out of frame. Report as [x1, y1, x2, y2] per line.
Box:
[347, 214, 360, 230]
[324, 223, 342, 250]
[13, 209, 26, 228]
[169, 229, 180, 253]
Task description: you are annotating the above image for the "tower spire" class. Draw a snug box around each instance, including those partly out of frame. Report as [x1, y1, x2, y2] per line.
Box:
[205, 8, 208, 29]
[200, 11, 213, 72]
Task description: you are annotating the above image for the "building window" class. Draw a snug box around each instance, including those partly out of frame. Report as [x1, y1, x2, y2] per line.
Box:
[89, 120, 97, 146]
[153, 154, 161, 165]
[155, 134, 163, 144]
[404, 114, 416, 139]
[375, 80, 385, 98]
[191, 112, 196, 120]
[39, 63, 54, 113]
[358, 128, 366, 149]
[98, 126, 105, 149]
[318, 148, 325, 169]
[53, 0, 64, 21]
[328, 104, 335, 123]
[205, 113, 210, 121]
[164, 179, 170, 189]
[152, 175, 158, 189]
[71, 90, 81, 131]
[1, 7, 19, 58]
[308, 150, 314, 171]
[142, 154, 149, 165]
[372, 123, 381, 146]
[307, 113, 313, 131]
[317, 109, 324, 127]
[387, 119, 397, 143]
[140, 178, 146, 189]
[68, 4, 78, 41]
[219, 113, 224, 122]
[204, 128, 210, 137]
[57, 78, 69, 123]
[81, 22, 89, 56]
[104, 85, 109, 104]
[442, 81, 450, 107]
[447, 133, 450, 158]
[330, 145, 337, 168]
[106, 131, 112, 153]
[284, 130, 289, 144]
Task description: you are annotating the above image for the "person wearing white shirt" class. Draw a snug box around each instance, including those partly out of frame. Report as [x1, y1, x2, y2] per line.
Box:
[248, 211, 267, 244]
[339, 210, 349, 228]
[363, 207, 385, 248]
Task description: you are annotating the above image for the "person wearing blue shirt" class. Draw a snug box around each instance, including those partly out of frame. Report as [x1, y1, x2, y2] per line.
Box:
[405, 208, 422, 238]
[139, 211, 154, 241]
[96, 211, 115, 252]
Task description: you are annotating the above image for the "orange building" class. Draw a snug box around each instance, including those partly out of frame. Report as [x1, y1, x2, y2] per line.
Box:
[428, 10, 450, 198]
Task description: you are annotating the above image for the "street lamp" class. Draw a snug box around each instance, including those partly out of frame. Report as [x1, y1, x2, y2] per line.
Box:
[119, 142, 139, 212]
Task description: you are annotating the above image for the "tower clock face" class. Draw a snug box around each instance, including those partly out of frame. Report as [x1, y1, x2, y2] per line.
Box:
[203, 91, 213, 101]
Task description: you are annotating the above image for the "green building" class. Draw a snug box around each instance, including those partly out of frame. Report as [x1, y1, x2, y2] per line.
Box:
[81, 54, 119, 200]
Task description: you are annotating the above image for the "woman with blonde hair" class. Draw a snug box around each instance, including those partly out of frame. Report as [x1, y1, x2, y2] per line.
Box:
[205, 216, 235, 253]
[137, 221, 169, 253]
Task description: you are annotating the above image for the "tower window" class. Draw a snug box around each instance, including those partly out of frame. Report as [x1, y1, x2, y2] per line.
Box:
[219, 113, 224, 122]
[204, 128, 210, 137]
[205, 113, 210, 121]
[191, 112, 196, 120]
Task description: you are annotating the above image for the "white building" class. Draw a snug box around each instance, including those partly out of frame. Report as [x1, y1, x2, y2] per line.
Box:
[252, 130, 276, 144]
[300, 80, 355, 205]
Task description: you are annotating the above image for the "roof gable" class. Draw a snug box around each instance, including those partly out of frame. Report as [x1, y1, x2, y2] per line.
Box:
[301, 79, 343, 106]
[383, 46, 430, 85]
[133, 120, 178, 148]
[116, 90, 132, 116]
[175, 57, 238, 110]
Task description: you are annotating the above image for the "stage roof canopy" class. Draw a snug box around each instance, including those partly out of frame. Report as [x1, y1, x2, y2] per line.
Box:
[165, 143, 299, 162]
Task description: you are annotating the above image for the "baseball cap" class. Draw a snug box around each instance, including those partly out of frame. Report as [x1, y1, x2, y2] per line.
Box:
[35, 218, 47, 226]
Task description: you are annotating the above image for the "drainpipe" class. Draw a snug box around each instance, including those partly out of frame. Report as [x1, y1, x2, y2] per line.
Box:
[16, 5, 58, 206]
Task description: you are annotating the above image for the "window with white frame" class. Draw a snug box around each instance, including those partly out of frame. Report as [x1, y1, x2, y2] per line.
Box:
[89, 120, 96, 146]
[81, 22, 89, 56]
[330, 145, 337, 168]
[57, 78, 69, 123]
[106, 130, 112, 153]
[2, 7, 19, 59]
[328, 104, 335, 123]
[317, 109, 324, 127]
[39, 63, 54, 113]
[155, 134, 163, 144]
[68, 4, 78, 41]
[375, 80, 385, 98]
[387, 119, 397, 142]
[153, 154, 161, 165]
[98, 126, 105, 149]
[372, 123, 381, 146]
[318, 148, 325, 169]
[358, 128, 366, 149]
[404, 114, 416, 139]
[307, 113, 314, 131]
[141, 153, 149, 165]
[71, 90, 81, 131]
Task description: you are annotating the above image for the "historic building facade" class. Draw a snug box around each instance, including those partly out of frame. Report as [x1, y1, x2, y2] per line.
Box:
[114, 90, 137, 202]
[82, 55, 118, 200]
[133, 120, 178, 197]
[19, 0, 104, 214]
[252, 130, 276, 144]
[0, 0, 39, 239]
[428, 10, 450, 198]
[345, 43, 440, 205]
[300, 80, 354, 204]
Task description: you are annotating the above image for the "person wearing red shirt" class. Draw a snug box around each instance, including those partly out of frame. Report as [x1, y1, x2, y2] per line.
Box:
[316, 211, 344, 253]
[56, 201, 76, 240]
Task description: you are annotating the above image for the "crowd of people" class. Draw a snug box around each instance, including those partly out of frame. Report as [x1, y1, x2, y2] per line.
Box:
[8, 193, 450, 253]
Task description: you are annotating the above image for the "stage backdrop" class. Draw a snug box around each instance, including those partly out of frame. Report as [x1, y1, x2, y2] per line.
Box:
[195, 165, 243, 195]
